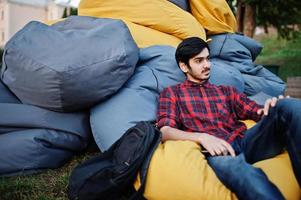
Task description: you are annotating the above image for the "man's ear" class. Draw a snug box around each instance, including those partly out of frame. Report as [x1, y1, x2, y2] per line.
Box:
[179, 62, 188, 73]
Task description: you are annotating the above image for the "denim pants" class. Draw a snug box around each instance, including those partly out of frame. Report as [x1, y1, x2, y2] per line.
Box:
[207, 98, 301, 200]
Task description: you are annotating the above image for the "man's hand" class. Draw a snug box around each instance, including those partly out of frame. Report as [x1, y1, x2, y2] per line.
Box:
[257, 95, 289, 116]
[198, 133, 236, 157]
[160, 126, 235, 157]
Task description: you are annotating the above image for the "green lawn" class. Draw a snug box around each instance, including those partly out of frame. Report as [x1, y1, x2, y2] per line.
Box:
[0, 152, 98, 200]
[255, 31, 301, 81]
[1, 31, 301, 200]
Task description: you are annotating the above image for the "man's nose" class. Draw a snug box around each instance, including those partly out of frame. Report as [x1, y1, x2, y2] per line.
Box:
[204, 59, 211, 69]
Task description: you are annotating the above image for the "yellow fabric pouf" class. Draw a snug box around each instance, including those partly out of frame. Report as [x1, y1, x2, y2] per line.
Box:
[43, 18, 181, 48]
[120, 21, 182, 48]
[78, 0, 206, 47]
[135, 141, 300, 200]
[255, 153, 300, 200]
[190, 0, 237, 35]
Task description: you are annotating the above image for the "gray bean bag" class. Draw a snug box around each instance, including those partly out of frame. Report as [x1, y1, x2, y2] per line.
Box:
[208, 33, 285, 98]
[209, 59, 245, 93]
[90, 46, 185, 151]
[0, 79, 20, 104]
[1, 16, 139, 112]
[0, 80, 91, 176]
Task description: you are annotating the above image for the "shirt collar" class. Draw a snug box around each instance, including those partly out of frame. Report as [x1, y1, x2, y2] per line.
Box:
[183, 79, 210, 88]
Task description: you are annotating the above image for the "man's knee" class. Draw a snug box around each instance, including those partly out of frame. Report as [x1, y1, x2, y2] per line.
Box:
[208, 154, 284, 199]
[207, 154, 246, 173]
[276, 98, 301, 113]
[273, 99, 301, 122]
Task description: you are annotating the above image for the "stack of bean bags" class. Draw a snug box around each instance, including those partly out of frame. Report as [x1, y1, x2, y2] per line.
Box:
[0, 16, 139, 175]
[0, 80, 90, 176]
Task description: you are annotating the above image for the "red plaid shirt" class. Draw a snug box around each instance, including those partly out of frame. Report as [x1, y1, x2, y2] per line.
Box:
[157, 80, 262, 143]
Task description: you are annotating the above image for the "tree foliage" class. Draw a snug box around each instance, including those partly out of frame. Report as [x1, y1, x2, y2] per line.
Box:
[228, 0, 301, 39]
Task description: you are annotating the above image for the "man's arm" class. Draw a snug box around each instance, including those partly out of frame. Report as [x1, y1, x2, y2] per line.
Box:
[230, 86, 288, 119]
[160, 126, 235, 157]
[157, 87, 235, 157]
[230, 87, 263, 121]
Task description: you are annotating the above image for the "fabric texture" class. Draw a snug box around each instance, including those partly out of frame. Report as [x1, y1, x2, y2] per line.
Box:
[90, 46, 185, 151]
[78, 0, 206, 47]
[1, 16, 138, 112]
[190, 0, 237, 34]
[135, 141, 300, 200]
[45, 18, 182, 48]
[157, 80, 262, 143]
[0, 79, 20, 104]
[209, 61, 245, 93]
[121, 20, 182, 48]
[168, 0, 190, 11]
[0, 80, 91, 176]
[208, 33, 286, 103]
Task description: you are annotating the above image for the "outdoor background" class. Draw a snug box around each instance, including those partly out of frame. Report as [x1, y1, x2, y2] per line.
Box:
[0, 0, 301, 199]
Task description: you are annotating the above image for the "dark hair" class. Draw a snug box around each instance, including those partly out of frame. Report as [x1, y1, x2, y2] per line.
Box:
[175, 37, 209, 67]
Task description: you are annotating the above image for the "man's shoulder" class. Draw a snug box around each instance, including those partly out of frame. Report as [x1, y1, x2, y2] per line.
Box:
[162, 82, 184, 92]
[160, 82, 184, 97]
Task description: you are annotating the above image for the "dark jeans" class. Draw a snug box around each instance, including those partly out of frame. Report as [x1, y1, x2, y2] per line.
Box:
[207, 98, 301, 200]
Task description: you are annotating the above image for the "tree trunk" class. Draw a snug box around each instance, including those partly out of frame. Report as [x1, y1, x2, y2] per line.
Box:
[236, 0, 244, 33]
[243, 4, 256, 37]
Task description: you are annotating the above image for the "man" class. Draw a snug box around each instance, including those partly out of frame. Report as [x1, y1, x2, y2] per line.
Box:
[157, 37, 301, 199]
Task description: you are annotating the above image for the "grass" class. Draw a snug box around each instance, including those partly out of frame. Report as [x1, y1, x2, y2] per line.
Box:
[0, 151, 98, 200]
[255, 31, 301, 81]
[1, 31, 301, 200]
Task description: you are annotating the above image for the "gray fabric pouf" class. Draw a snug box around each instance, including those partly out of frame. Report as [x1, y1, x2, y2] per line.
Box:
[90, 46, 185, 151]
[1, 16, 139, 112]
[0, 80, 91, 176]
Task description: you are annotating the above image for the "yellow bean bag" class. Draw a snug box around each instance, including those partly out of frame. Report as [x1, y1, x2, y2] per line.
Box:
[49, 0, 238, 47]
[43, 18, 181, 48]
[135, 141, 300, 200]
[190, 0, 237, 35]
[43, 18, 64, 25]
[78, 0, 206, 47]
[121, 21, 182, 48]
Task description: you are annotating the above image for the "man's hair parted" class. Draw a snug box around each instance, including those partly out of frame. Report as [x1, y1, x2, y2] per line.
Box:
[175, 37, 209, 66]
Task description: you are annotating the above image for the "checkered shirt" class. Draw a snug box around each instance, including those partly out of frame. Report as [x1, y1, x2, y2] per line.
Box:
[157, 80, 262, 143]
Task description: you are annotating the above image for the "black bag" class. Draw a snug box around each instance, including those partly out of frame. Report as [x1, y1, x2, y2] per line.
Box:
[68, 121, 161, 200]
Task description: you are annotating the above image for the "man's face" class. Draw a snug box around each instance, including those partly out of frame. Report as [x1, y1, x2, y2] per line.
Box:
[179, 48, 211, 83]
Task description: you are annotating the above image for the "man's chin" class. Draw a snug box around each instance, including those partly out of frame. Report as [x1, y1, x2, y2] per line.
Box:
[202, 75, 210, 80]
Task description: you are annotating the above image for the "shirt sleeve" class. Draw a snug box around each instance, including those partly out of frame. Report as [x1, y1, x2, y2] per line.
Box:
[229, 87, 263, 122]
[156, 87, 180, 129]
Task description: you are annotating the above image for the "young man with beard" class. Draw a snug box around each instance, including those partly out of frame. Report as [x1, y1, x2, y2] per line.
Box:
[157, 37, 301, 199]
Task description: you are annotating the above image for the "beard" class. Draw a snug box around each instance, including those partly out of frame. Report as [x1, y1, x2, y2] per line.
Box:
[188, 68, 210, 82]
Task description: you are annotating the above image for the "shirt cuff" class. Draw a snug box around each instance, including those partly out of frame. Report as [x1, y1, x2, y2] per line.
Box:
[157, 118, 178, 129]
